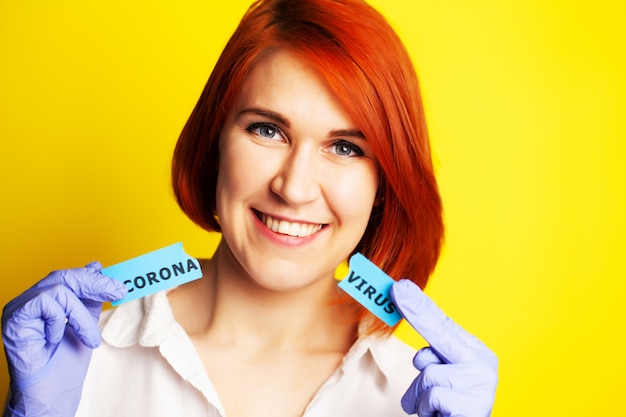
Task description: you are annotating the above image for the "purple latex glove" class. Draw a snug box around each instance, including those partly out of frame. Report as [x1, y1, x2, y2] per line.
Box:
[390, 279, 498, 417]
[2, 262, 127, 417]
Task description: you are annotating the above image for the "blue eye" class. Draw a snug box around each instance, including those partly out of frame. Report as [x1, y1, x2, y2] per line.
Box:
[333, 140, 364, 157]
[246, 122, 281, 140]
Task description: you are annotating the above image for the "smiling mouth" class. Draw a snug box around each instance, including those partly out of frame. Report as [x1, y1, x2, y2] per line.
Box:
[256, 211, 325, 237]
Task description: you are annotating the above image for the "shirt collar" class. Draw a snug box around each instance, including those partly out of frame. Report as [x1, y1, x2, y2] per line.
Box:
[101, 292, 408, 381]
[101, 291, 176, 348]
[336, 315, 408, 381]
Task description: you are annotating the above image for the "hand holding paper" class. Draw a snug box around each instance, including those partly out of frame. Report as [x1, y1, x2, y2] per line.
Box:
[1, 262, 127, 417]
[390, 279, 498, 417]
[1, 242, 202, 416]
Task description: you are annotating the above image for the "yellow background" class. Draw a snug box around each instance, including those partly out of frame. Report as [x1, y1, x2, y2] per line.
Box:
[1, 0, 624, 415]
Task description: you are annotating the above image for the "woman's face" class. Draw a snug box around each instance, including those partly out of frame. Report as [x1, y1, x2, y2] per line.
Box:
[215, 49, 379, 292]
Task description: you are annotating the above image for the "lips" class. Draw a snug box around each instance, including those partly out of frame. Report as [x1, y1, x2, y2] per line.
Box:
[258, 212, 324, 237]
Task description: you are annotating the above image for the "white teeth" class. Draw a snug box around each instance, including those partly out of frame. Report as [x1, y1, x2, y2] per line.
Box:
[267, 216, 278, 232]
[278, 220, 291, 235]
[261, 213, 322, 237]
[289, 222, 300, 236]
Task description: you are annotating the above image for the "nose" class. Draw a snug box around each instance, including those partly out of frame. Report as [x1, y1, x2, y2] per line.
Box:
[270, 146, 321, 205]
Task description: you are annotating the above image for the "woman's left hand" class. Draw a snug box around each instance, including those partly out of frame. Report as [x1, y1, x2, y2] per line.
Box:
[390, 280, 498, 417]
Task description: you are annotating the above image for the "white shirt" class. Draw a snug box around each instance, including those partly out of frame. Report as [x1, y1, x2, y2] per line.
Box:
[76, 291, 418, 417]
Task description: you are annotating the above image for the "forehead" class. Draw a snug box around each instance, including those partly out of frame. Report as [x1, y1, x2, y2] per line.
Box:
[232, 49, 356, 129]
[244, 49, 314, 88]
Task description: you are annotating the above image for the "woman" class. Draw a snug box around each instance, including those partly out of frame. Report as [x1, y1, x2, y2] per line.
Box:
[2, 0, 497, 416]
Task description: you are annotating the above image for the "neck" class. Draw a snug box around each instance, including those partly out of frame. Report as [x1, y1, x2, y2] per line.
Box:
[169, 241, 357, 354]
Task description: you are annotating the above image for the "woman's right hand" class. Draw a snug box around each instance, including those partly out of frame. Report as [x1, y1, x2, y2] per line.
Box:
[1, 262, 127, 417]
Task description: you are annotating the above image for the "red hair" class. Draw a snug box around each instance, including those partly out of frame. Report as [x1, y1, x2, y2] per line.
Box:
[172, 0, 444, 334]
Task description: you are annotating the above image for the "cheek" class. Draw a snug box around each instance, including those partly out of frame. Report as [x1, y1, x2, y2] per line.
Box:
[215, 138, 276, 207]
[215, 141, 246, 212]
[326, 167, 378, 224]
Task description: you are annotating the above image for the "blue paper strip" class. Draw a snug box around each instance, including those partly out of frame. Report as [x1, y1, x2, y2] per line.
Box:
[102, 242, 203, 306]
[337, 253, 402, 326]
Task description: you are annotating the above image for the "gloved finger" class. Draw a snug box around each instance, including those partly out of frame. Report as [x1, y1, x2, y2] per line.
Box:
[413, 346, 444, 371]
[390, 279, 496, 366]
[84, 261, 103, 271]
[418, 362, 497, 396]
[399, 349, 446, 413]
[399, 377, 421, 415]
[7, 285, 103, 348]
[32, 265, 127, 304]
[414, 386, 460, 417]
[3, 292, 68, 346]
[415, 386, 492, 417]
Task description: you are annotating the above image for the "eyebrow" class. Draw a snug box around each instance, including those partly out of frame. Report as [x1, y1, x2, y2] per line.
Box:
[237, 107, 366, 140]
[330, 129, 366, 140]
[238, 107, 290, 128]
